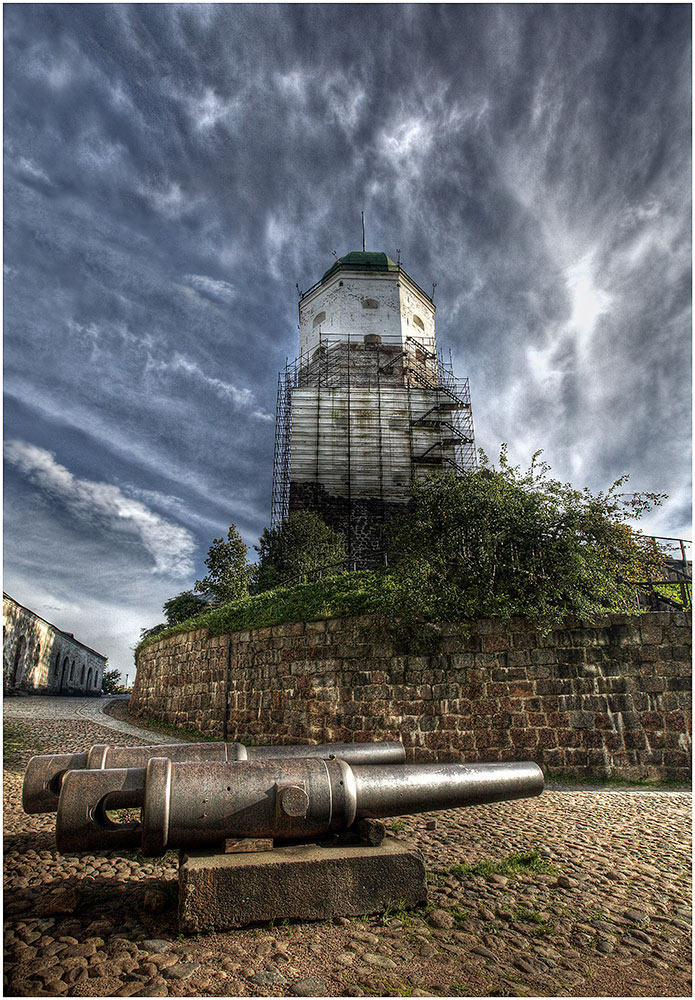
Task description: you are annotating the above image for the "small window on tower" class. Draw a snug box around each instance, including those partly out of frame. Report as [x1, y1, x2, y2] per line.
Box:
[413, 314, 425, 330]
[361, 298, 379, 309]
[313, 311, 326, 328]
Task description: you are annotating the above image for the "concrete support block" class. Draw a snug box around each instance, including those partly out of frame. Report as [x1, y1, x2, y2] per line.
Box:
[178, 836, 427, 933]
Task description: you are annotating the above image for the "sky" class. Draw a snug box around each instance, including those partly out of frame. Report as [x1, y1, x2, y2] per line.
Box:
[4, 4, 691, 680]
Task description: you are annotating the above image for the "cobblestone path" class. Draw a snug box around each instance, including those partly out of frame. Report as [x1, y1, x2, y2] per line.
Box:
[4, 706, 691, 998]
[3, 695, 186, 744]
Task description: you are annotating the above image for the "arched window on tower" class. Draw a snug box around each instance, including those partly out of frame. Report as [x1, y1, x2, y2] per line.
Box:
[413, 314, 425, 330]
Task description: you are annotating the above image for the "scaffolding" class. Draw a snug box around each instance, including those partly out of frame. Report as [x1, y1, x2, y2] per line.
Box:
[271, 337, 476, 532]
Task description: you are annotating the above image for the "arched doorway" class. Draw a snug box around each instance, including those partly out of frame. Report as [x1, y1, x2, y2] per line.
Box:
[60, 656, 70, 692]
[86, 668, 93, 690]
[51, 650, 61, 688]
[11, 635, 26, 688]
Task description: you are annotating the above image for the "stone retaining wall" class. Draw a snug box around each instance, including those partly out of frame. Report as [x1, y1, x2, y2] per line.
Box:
[131, 611, 692, 781]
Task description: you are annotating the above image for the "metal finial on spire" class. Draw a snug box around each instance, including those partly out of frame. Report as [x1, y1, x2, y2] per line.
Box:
[361, 210, 365, 252]
[432, 281, 437, 302]
[396, 248, 401, 267]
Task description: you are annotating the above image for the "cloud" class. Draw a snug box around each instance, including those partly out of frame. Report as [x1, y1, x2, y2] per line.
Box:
[4, 440, 196, 576]
[139, 179, 196, 219]
[144, 351, 272, 418]
[16, 157, 53, 185]
[187, 87, 243, 131]
[182, 273, 237, 304]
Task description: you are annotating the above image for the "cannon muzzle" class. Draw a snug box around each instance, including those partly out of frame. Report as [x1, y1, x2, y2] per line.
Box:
[23, 740, 406, 814]
[55, 757, 543, 856]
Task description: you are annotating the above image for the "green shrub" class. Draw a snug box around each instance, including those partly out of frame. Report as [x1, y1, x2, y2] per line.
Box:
[253, 511, 347, 592]
[386, 449, 664, 632]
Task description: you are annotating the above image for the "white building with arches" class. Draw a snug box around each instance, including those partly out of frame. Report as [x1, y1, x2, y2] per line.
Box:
[3, 593, 107, 696]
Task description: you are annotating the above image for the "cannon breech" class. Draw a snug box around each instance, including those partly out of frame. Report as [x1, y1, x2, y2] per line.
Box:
[23, 739, 407, 814]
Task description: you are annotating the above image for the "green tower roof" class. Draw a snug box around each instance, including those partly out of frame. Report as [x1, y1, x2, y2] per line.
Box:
[321, 251, 399, 283]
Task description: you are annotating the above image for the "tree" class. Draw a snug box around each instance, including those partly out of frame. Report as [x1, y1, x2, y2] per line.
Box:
[194, 525, 251, 605]
[387, 448, 665, 631]
[163, 590, 209, 626]
[101, 668, 121, 695]
[139, 623, 166, 642]
[253, 511, 347, 592]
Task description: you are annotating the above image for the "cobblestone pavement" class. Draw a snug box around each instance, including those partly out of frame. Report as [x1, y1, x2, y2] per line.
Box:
[3, 695, 186, 744]
[4, 708, 692, 998]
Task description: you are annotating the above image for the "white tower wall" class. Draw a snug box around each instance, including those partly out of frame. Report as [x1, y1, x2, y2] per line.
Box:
[272, 251, 476, 564]
[299, 271, 435, 358]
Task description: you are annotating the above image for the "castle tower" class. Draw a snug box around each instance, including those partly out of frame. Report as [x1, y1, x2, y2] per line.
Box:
[272, 251, 476, 565]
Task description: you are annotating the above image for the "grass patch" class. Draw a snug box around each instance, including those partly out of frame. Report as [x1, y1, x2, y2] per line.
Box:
[380, 898, 422, 927]
[127, 713, 219, 743]
[448, 904, 470, 925]
[436, 849, 556, 881]
[119, 848, 179, 866]
[512, 905, 553, 937]
[546, 772, 691, 789]
[3, 719, 46, 764]
[136, 570, 396, 653]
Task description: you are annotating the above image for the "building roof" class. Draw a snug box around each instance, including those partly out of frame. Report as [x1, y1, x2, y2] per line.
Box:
[321, 251, 399, 283]
[2, 592, 108, 662]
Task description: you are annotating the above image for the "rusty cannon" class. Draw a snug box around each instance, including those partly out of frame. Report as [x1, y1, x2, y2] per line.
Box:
[22, 739, 407, 815]
[54, 756, 544, 856]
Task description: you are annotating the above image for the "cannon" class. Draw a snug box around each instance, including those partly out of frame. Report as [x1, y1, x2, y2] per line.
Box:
[55, 756, 544, 856]
[22, 740, 407, 814]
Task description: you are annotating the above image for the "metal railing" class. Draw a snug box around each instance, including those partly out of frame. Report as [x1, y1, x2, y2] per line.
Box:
[630, 535, 692, 611]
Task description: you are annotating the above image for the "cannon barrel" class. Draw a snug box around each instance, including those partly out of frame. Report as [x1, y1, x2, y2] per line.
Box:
[55, 757, 543, 856]
[353, 761, 544, 817]
[23, 740, 406, 814]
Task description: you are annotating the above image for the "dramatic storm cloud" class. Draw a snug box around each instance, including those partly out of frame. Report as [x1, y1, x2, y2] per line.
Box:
[4, 5, 691, 677]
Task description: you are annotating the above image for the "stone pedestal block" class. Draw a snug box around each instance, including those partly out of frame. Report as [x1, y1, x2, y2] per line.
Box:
[178, 836, 427, 932]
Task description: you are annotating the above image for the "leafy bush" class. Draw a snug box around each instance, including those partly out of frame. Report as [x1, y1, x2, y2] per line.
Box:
[253, 511, 347, 592]
[162, 590, 210, 625]
[387, 449, 664, 631]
